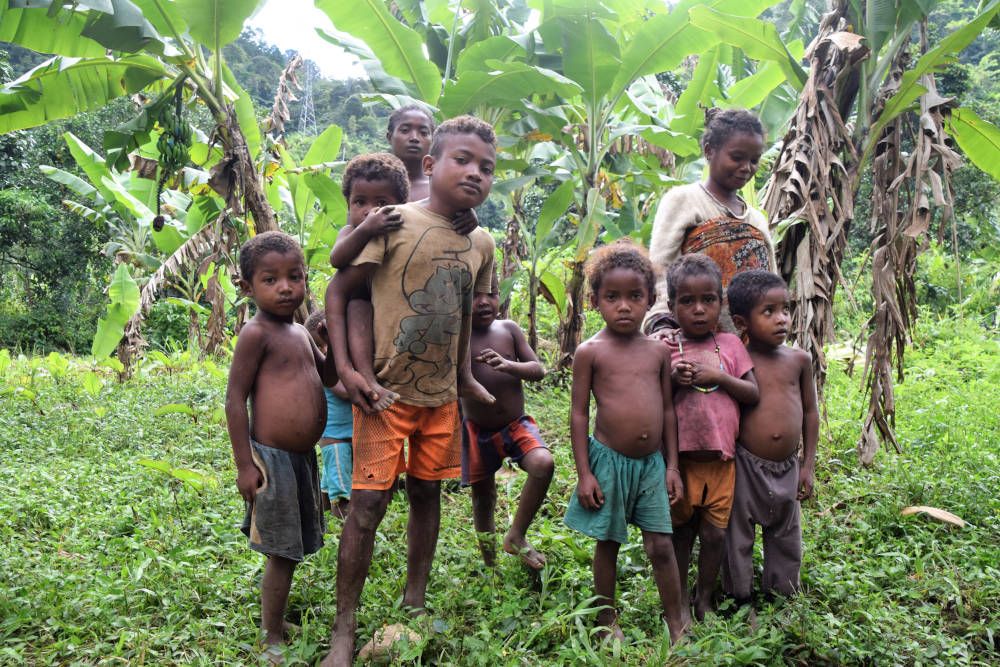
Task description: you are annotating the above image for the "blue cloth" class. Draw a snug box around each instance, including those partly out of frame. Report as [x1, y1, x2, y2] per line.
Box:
[324, 387, 353, 440]
[565, 436, 672, 544]
[320, 441, 352, 502]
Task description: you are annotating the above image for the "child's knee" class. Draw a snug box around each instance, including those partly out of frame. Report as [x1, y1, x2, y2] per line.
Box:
[471, 480, 497, 506]
[522, 448, 554, 479]
[643, 533, 676, 564]
[700, 522, 726, 548]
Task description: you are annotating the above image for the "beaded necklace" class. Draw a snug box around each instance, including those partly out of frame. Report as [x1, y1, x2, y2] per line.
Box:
[677, 331, 724, 393]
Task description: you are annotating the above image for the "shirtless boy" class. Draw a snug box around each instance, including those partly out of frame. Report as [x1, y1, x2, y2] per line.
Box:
[321, 116, 498, 666]
[564, 239, 689, 643]
[225, 232, 331, 657]
[462, 274, 553, 571]
[724, 270, 818, 604]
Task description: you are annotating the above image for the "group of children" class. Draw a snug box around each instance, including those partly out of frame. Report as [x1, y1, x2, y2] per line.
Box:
[224, 105, 817, 664]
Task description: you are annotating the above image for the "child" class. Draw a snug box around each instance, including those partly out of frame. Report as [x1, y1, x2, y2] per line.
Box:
[723, 270, 818, 605]
[660, 254, 759, 621]
[462, 273, 552, 571]
[564, 239, 689, 643]
[304, 309, 354, 519]
[224, 231, 332, 656]
[386, 104, 435, 201]
[321, 116, 498, 666]
[646, 108, 774, 334]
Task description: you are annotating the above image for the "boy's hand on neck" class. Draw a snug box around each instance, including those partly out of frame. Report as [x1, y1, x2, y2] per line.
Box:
[451, 209, 479, 235]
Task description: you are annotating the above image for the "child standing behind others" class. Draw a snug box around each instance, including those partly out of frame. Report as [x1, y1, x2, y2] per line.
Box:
[225, 232, 332, 657]
[723, 270, 818, 605]
[565, 240, 689, 643]
[659, 254, 758, 621]
[462, 273, 553, 571]
[304, 310, 354, 520]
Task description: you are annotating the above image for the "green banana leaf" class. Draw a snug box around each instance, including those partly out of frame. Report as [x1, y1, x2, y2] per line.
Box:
[175, 0, 265, 51]
[92, 263, 140, 359]
[0, 3, 105, 57]
[439, 61, 582, 117]
[946, 107, 1000, 182]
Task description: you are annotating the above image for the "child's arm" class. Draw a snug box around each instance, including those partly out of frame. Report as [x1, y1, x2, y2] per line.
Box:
[570, 345, 603, 509]
[452, 208, 479, 235]
[798, 351, 819, 500]
[660, 346, 683, 505]
[325, 264, 379, 411]
[224, 324, 265, 502]
[329, 206, 402, 269]
[475, 322, 545, 381]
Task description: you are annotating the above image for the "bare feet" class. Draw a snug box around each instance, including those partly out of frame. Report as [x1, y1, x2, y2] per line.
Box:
[663, 611, 691, 645]
[503, 532, 545, 570]
[364, 377, 399, 412]
[595, 621, 626, 644]
[477, 530, 497, 568]
[320, 617, 356, 667]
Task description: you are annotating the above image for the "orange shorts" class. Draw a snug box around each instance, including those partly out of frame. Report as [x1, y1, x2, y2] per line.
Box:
[670, 457, 736, 529]
[352, 401, 461, 491]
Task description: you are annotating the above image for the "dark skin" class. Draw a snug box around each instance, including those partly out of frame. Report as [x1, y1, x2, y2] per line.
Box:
[322, 132, 498, 667]
[224, 250, 332, 649]
[570, 267, 688, 643]
[463, 289, 552, 570]
[666, 272, 758, 621]
[733, 287, 818, 499]
[388, 108, 433, 201]
[703, 130, 765, 215]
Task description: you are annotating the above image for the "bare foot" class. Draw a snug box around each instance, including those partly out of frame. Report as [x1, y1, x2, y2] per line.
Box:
[459, 376, 495, 405]
[694, 596, 713, 622]
[260, 644, 284, 665]
[320, 618, 356, 667]
[663, 611, 691, 645]
[595, 621, 626, 644]
[363, 377, 399, 412]
[503, 532, 545, 570]
[477, 531, 497, 568]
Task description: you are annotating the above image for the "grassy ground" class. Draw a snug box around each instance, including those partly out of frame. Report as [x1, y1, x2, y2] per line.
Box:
[1, 313, 997, 666]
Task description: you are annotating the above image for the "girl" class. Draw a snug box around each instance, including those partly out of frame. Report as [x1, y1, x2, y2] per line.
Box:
[646, 108, 774, 334]
[386, 104, 435, 201]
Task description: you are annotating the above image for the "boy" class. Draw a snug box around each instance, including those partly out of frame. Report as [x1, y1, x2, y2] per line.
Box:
[660, 254, 758, 621]
[321, 116, 498, 666]
[724, 270, 818, 605]
[565, 240, 689, 643]
[225, 231, 332, 656]
[462, 274, 553, 571]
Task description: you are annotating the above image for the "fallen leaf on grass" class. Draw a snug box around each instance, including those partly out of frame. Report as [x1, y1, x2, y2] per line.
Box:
[900, 506, 967, 527]
[356, 623, 421, 664]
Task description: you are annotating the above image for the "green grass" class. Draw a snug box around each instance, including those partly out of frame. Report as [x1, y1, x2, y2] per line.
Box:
[0, 314, 997, 665]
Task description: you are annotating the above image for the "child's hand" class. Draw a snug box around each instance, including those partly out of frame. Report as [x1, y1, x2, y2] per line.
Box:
[341, 369, 380, 413]
[666, 468, 684, 506]
[236, 463, 262, 503]
[476, 348, 514, 374]
[361, 206, 403, 236]
[797, 463, 815, 500]
[672, 360, 696, 386]
[688, 360, 724, 387]
[577, 473, 604, 510]
[452, 209, 479, 235]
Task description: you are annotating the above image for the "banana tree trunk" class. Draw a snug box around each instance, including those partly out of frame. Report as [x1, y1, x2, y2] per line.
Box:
[557, 260, 587, 370]
[499, 192, 526, 319]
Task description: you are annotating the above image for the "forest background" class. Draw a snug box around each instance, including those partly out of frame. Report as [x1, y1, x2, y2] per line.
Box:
[0, 0, 998, 664]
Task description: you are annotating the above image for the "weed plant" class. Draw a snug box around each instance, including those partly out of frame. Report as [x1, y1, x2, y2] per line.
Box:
[0, 312, 997, 665]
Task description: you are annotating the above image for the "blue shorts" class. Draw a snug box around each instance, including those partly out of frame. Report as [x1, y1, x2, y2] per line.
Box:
[320, 440, 352, 502]
[565, 436, 672, 544]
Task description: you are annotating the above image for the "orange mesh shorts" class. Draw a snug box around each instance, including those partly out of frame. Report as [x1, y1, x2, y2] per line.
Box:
[670, 457, 736, 529]
[352, 401, 461, 491]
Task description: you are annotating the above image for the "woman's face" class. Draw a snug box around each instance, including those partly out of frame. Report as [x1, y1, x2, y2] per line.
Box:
[705, 131, 764, 194]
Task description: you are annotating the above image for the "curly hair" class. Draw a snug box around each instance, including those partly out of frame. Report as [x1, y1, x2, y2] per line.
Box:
[238, 231, 304, 282]
[340, 152, 409, 203]
[303, 308, 326, 335]
[429, 115, 496, 158]
[387, 104, 435, 136]
[666, 253, 723, 302]
[727, 270, 787, 319]
[702, 108, 765, 151]
[585, 238, 657, 304]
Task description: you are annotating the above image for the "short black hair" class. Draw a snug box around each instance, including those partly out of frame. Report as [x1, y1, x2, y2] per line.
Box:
[585, 238, 657, 304]
[702, 108, 765, 151]
[303, 308, 325, 335]
[387, 104, 435, 136]
[340, 152, 409, 203]
[429, 115, 496, 158]
[727, 270, 787, 319]
[238, 231, 304, 282]
[666, 254, 722, 302]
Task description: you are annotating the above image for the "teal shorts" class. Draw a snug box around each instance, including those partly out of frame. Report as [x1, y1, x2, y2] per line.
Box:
[565, 436, 672, 544]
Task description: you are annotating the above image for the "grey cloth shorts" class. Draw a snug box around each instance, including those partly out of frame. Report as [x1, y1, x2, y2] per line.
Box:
[241, 439, 325, 562]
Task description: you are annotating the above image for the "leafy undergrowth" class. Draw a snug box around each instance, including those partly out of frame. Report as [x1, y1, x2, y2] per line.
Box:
[1, 317, 997, 666]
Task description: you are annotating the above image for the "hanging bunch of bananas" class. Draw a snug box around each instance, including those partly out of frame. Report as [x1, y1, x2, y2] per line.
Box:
[153, 83, 192, 231]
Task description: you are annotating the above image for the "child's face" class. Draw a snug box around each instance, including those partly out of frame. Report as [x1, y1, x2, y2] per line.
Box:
[423, 133, 495, 213]
[705, 131, 764, 195]
[670, 273, 722, 339]
[472, 290, 500, 330]
[388, 109, 433, 162]
[244, 251, 306, 320]
[348, 178, 402, 227]
[742, 286, 791, 347]
[591, 267, 651, 336]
